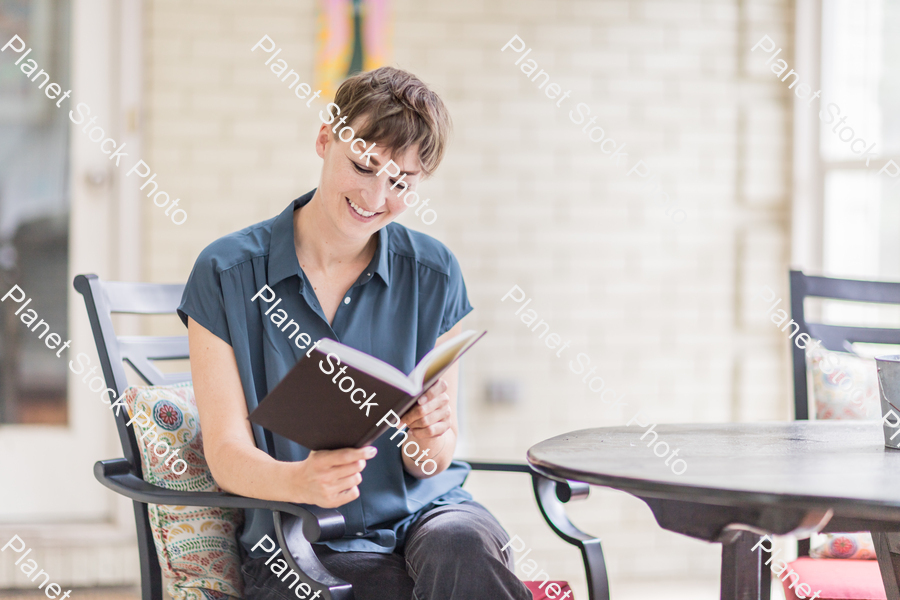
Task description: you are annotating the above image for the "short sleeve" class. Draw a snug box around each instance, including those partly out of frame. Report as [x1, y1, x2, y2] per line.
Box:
[177, 245, 232, 346]
[439, 253, 473, 336]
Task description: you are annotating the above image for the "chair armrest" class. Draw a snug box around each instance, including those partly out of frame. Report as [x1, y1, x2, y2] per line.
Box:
[466, 460, 533, 473]
[95, 458, 345, 542]
[530, 475, 610, 600]
[464, 458, 609, 600]
[466, 460, 591, 503]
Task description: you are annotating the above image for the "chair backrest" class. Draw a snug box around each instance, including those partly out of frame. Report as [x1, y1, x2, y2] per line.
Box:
[788, 270, 900, 420]
[73, 274, 189, 475]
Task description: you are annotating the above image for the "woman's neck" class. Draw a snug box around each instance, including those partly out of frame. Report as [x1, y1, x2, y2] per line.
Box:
[294, 191, 376, 274]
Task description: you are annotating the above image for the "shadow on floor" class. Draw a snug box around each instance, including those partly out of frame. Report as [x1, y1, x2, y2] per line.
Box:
[0, 588, 140, 599]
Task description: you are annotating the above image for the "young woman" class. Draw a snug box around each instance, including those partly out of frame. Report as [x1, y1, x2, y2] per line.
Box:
[178, 66, 531, 600]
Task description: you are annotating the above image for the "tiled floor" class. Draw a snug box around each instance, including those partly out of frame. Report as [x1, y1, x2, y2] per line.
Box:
[0, 581, 787, 599]
[614, 579, 719, 600]
[0, 590, 140, 600]
[614, 578, 786, 600]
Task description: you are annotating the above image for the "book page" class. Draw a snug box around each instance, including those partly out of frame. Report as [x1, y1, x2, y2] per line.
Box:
[316, 338, 418, 394]
[316, 330, 484, 395]
[409, 330, 483, 389]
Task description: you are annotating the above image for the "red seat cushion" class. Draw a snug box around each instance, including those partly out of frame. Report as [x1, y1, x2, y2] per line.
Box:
[524, 580, 573, 600]
[781, 558, 885, 600]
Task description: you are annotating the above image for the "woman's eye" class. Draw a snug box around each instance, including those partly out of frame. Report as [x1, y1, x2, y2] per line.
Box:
[353, 163, 372, 175]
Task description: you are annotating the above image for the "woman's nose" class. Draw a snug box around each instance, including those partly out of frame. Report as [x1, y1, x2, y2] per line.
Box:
[361, 173, 391, 206]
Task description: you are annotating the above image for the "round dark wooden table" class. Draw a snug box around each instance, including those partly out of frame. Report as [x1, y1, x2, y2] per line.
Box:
[527, 421, 900, 600]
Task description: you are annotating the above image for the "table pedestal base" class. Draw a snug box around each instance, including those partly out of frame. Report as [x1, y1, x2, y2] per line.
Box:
[720, 531, 770, 600]
[872, 532, 900, 600]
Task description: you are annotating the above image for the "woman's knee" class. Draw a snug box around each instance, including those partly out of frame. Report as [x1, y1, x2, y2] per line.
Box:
[406, 505, 531, 600]
[410, 504, 512, 563]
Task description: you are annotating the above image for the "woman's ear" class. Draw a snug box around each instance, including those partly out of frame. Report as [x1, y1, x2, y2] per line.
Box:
[315, 124, 332, 159]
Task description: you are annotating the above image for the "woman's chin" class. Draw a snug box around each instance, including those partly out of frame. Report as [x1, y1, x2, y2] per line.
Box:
[340, 215, 382, 239]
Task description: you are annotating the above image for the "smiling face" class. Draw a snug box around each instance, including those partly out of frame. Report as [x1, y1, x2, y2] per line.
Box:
[314, 120, 423, 242]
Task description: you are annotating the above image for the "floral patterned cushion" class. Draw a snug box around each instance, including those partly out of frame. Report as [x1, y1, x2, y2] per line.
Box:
[805, 342, 879, 560]
[123, 382, 244, 599]
[806, 342, 880, 420]
[809, 533, 877, 560]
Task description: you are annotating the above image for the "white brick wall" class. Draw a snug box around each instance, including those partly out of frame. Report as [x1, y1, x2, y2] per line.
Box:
[143, 0, 795, 596]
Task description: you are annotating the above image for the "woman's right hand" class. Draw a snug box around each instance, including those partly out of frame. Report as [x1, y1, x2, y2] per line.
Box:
[292, 446, 377, 508]
[189, 318, 377, 507]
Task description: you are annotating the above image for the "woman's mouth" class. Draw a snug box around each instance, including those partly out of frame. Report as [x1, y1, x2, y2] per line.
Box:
[346, 197, 380, 221]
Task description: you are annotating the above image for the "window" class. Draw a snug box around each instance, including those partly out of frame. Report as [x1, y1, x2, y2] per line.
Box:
[820, 0, 900, 282]
[0, 0, 71, 424]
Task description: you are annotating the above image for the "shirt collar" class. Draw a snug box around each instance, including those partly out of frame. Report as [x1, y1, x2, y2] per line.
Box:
[267, 190, 392, 288]
[370, 226, 391, 287]
[267, 193, 310, 287]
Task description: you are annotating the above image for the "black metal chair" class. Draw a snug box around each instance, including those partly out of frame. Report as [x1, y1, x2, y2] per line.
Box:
[789, 269, 900, 421]
[789, 269, 900, 597]
[74, 273, 611, 600]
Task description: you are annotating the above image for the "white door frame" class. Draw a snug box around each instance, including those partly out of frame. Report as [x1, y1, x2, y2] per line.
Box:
[791, 0, 824, 273]
[0, 0, 143, 587]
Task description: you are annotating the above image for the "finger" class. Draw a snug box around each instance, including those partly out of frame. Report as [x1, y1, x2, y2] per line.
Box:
[419, 379, 448, 405]
[400, 401, 434, 428]
[317, 447, 376, 461]
[408, 411, 451, 433]
[329, 485, 361, 506]
[408, 421, 451, 439]
[335, 486, 360, 502]
[327, 459, 369, 479]
[405, 397, 450, 428]
[401, 405, 425, 425]
[413, 392, 449, 416]
[316, 446, 377, 466]
[329, 471, 363, 492]
[402, 402, 424, 417]
[408, 405, 452, 429]
[416, 378, 444, 405]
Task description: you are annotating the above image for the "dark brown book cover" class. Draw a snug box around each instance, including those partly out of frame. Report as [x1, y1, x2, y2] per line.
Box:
[248, 332, 484, 450]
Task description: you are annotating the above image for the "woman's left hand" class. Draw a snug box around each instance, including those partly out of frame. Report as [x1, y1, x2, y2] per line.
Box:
[400, 378, 452, 441]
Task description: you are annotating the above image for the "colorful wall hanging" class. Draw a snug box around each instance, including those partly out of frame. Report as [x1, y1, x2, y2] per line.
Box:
[315, 0, 391, 101]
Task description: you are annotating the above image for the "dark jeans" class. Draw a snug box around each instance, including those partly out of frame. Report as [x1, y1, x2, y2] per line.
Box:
[241, 501, 532, 600]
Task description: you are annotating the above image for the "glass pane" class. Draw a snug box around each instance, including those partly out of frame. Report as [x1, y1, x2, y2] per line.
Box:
[820, 0, 884, 162]
[823, 170, 882, 278]
[882, 1, 900, 155]
[823, 167, 900, 279]
[820, 0, 900, 288]
[822, 168, 900, 324]
[0, 0, 71, 425]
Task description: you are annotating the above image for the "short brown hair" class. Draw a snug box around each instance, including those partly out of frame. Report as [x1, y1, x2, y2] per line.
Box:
[333, 66, 451, 177]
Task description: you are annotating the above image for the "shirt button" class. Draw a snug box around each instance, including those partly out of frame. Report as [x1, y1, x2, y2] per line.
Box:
[344, 297, 351, 304]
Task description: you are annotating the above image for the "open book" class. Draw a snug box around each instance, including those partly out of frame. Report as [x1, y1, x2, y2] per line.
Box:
[248, 330, 485, 450]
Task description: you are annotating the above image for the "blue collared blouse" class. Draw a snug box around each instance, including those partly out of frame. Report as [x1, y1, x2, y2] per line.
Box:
[177, 190, 474, 556]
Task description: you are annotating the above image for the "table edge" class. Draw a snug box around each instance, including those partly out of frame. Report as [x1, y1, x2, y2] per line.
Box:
[525, 450, 900, 524]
